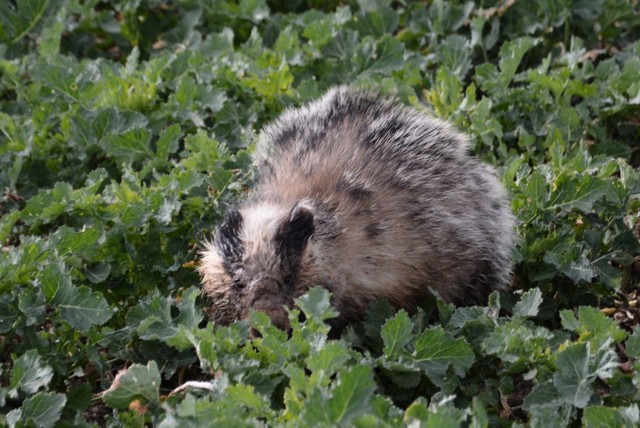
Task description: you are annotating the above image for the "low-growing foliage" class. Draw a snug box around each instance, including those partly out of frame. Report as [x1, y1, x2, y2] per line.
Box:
[1, 0, 639, 426]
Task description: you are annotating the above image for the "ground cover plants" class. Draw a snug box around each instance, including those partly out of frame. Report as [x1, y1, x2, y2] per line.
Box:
[1, 0, 640, 426]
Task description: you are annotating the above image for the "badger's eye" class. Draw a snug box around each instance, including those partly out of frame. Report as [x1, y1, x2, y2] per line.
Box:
[283, 275, 294, 288]
[231, 279, 244, 290]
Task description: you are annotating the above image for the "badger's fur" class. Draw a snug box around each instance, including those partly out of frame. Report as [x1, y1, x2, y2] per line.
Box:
[199, 87, 515, 333]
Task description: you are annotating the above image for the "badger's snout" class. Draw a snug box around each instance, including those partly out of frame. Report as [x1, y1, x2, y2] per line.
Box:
[251, 300, 291, 332]
[248, 276, 281, 305]
[247, 277, 292, 331]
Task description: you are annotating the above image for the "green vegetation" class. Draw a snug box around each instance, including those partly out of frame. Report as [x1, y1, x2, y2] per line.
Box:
[1, 0, 639, 426]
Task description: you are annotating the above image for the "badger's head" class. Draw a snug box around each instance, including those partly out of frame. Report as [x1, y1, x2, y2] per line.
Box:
[199, 201, 315, 331]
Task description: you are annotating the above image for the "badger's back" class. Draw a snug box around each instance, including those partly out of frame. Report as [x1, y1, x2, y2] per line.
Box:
[201, 87, 515, 331]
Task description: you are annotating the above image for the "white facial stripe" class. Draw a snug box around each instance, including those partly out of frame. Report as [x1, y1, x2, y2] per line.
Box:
[239, 204, 288, 259]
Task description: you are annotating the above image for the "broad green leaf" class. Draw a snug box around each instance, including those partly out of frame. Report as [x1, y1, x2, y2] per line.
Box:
[324, 28, 359, 60]
[583, 404, 640, 428]
[239, 0, 269, 22]
[9, 350, 53, 396]
[554, 343, 593, 408]
[102, 361, 161, 408]
[31, 59, 85, 104]
[102, 128, 152, 163]
[404, 397, 468, 426]
[381, 310, 413, 358]
[0, 210, 20, 245]
[528, 403, 573, 428]
[512, 288, 543, 317]
[173, 287, 203, 330]
[71, 108, 148, 146]
[426, 0, 474, 34]
[357, 395, 403, 426]
[543, 245, 597, 283]
[560, 306, 627, 348]
[0, 294, 19, 334]
[483, 320, 559, 364]
[625, 326, 640, 358]
[592, 258, 622, 290]
[470, 396, 489, 428]
[39, 261, 71, 301]
[449, 306, 497, 349]
[225, 384, 271, 415]
[21, 184, 69, 226]
[83, 263, 111, 284]
[449, 306, 487, 329]
[50, 225, 100, 259]
[0, 240, 49, 288]
[525, 170, 548, 211]
[152, 196, 181, 225]
[477, 36, 538, 93]
[127, 294, 175, 340]
[295, 287, 338, 322]
[38, 11, 64, 58]
[249, 310, 289, 345]
[167, 287, 205, 350]
[498, 36, 537, 79]
[487, 290, 502, 313]
[355, 6, 398, 38]
[65, 382, 92, 413]
[438, 34, 472, 78]
[468, 96, 503, 148]
[54, 285, 112, 331]
[412, 326, 475, 383]
[301, 365, 377, 425]
[0, 0, 50, 43]
[428, 66, 465, 118]
[20, 392, 66, 428]
[523, 380, 560, 410]
[549, 174, 612, 212]
[553, 340, 618, 408]
[327, 365, 376, 424]
[302, 11, 334, 47]
[356, 35, 405, 76]
[17, 285, 46, 326]
[618, 159, 640, 193]
[156, 124, 182, 163]
[306, 342, 352, 375]
[584, 406, 624, 428]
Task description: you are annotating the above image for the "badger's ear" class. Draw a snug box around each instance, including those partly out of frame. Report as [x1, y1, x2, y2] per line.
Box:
[276, 202, 315, 267]
[214, 208, 244, 272]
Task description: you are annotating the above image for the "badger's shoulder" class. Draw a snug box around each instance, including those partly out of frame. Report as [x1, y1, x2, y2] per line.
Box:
[253, 86, 470, 168]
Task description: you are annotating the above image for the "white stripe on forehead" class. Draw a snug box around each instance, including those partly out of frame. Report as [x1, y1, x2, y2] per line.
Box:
[239, 203, 288, 256]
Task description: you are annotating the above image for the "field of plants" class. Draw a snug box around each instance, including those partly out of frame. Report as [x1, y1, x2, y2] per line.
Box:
[1, 0, 640, 426]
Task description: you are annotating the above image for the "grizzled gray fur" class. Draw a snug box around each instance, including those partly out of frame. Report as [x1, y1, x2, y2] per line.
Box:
[199, 87, 515, 333]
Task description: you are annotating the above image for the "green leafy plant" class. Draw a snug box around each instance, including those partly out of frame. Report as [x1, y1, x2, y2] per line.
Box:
[1, 0, 639, 426]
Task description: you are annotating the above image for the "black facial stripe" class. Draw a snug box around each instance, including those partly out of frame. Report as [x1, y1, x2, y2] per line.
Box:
[214, 208, 244, 275]
[276, 204, 315, 276]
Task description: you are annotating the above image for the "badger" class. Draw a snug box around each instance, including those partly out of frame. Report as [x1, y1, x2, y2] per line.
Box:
[199, 87, 515, 333]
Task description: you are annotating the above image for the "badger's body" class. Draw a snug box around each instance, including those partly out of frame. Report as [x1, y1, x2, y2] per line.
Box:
[200, 87, 515, 332]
